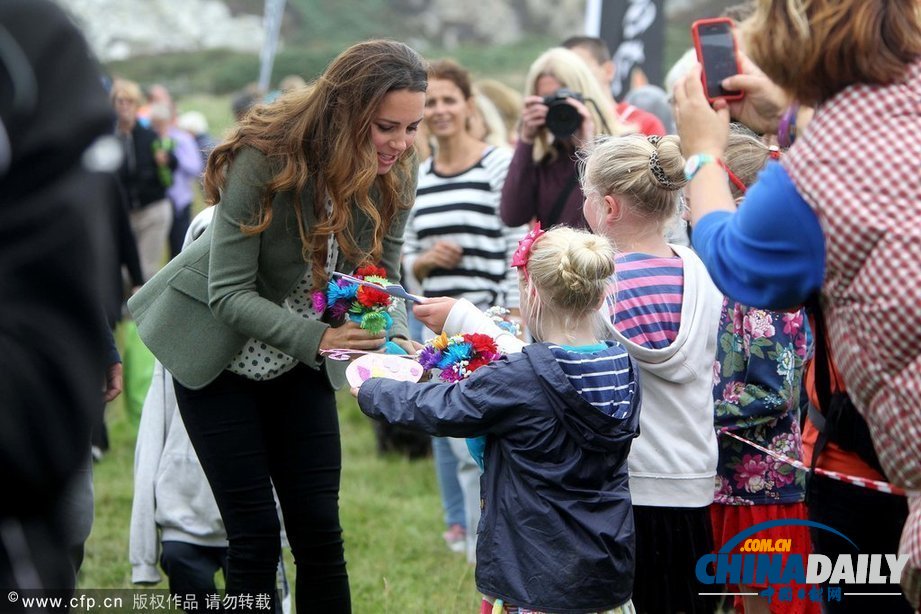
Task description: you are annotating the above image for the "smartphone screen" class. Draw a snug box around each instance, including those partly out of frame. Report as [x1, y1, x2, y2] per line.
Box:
[697, 21, 741, 99]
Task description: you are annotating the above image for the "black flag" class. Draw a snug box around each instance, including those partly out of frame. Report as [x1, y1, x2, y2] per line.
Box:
[587, 0, 666, 100]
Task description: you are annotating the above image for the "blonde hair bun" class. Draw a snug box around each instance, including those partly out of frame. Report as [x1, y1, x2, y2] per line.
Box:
[527, 226, 616, 313]
[581, 134, 686, 222]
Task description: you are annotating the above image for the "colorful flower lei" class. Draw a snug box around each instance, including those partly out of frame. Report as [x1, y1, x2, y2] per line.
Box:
[416, 332, 503, 383]
[312, 264, 394, 335]
[484, 305, 521, 338]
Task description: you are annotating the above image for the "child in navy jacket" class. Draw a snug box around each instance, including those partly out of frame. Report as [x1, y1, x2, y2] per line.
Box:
[355, 226, 641, 613]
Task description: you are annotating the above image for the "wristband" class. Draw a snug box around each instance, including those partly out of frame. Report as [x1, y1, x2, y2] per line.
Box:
[777, 103, 800, 148]
[684, 153, 749, 194]
[683, 153, 719, 182]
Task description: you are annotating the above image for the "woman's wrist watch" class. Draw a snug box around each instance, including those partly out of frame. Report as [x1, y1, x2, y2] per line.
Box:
[683, 153, 724, 182]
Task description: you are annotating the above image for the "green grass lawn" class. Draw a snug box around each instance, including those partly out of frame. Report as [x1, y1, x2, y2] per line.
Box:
[81, 378, 479, 611]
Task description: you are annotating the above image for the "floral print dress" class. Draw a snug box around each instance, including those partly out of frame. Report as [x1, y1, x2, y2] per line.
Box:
[713, 298, 810, 505]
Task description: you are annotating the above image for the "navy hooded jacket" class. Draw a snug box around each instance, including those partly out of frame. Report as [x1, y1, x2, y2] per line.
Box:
[359, 341, 641, 612]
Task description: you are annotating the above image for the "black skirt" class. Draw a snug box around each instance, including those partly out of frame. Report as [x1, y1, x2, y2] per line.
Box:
[632, 504, 719, 614]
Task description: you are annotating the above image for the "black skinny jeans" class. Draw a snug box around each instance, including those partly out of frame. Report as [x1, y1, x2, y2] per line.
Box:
[174, 363, 350, 613]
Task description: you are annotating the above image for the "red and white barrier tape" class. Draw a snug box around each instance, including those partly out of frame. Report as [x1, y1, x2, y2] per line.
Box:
[719, 430, 909, 497]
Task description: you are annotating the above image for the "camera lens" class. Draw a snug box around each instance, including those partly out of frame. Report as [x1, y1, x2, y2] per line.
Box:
[545, 103, 582, 138]
[542, 89, 583, 138]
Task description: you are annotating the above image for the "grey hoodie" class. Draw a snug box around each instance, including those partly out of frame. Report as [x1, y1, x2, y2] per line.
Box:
[606, 244, 723, 507]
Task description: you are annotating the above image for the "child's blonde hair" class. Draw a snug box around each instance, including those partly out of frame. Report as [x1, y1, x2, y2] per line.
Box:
[521, 226, 616, 341]
[580, 134, 687, 224]
[724, 124, 776, 199]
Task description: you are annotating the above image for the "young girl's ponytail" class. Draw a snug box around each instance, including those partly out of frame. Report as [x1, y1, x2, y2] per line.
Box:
[581, 134, 686, 222]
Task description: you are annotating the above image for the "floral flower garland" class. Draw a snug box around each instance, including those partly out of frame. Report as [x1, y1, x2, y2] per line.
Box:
[416, 332, 503, 383]
[312, 264, 394, 335]
[484, 305, 521, 338]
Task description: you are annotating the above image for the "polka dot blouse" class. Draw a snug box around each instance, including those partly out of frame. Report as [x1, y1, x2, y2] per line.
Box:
[227, 198, 339, 381]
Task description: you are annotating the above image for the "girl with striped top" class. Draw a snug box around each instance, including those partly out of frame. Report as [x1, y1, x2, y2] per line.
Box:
[357, 226, 641, 613]
[580, 134, 724, 614]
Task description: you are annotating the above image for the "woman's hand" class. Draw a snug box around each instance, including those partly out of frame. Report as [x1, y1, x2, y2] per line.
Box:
[153, 148, 170, 167]
[319, 321, 386, 352]
[519, 95, 549, 144]
[350, 386, 360, 398]
[413, 297, 457, 334]
[674, 64, 731, 158]
[103, 362, 123, 403]
[721, 53, 791, 135]
[412, 240, 462, 281]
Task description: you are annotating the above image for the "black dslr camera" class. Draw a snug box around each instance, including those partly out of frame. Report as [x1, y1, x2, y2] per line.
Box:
[542, 88, 584, 138]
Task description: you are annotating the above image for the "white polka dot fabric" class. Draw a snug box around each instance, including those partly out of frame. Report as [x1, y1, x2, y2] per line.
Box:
[783, 59, 921, 605]
[227, 197, 339, 381]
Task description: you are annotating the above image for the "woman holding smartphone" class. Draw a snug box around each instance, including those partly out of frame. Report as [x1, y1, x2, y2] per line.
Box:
[674, 0, 921, 606]
[128, 40, 426, 611]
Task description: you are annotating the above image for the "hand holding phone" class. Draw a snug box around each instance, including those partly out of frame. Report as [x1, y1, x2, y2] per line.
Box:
[691, 18, 744, 103]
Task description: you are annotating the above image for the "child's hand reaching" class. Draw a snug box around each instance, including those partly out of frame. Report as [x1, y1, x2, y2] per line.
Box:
[390, 337, 424, 354]
[413, 296, 457, 334]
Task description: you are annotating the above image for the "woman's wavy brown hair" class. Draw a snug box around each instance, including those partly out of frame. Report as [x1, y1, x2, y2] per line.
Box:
[744, 0, 921, 106]
[428, 59, 473, 100]
[203, 39, 428, 289]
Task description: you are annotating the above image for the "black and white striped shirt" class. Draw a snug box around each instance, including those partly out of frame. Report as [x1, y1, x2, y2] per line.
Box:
[405, 147, 527, 308]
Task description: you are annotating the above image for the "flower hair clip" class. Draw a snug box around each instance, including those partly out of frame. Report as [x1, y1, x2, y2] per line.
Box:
[511, 221, 546, 273]
[484, 305, 521, 337]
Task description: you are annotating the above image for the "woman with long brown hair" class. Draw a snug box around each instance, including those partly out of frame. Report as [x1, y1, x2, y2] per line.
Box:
[128, 39, 427, 610]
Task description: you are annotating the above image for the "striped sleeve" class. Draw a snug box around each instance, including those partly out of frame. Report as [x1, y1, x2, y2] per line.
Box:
[488, 148, 528, 308]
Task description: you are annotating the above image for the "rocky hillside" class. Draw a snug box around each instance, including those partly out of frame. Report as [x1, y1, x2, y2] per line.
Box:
[58, 0, 597, 61]
[59, 0, 265, 61]
[58, 0, 731, 63]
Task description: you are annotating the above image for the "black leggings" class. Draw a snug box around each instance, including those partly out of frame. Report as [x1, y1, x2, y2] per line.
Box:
[174, 364, 350, 613]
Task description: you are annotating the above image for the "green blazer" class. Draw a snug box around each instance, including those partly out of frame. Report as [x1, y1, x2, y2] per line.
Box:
[127, 147, 414, 390]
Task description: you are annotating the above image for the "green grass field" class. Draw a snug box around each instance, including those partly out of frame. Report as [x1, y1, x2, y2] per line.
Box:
[81, 375, 479, 611]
